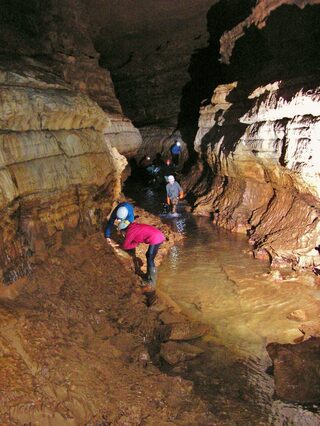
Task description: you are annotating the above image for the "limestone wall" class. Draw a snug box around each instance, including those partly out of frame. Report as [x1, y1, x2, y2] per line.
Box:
[0, 60, 126, 285]
[192, 77, 320, 269]
[0, 0, 142, 159]
[105, 115, 142, 158]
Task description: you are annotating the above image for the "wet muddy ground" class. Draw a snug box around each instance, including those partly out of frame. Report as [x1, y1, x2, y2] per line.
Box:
[0, 209, 219, 425]
[1, 180, 320, 425]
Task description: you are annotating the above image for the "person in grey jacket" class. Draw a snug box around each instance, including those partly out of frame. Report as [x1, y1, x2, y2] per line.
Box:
[166, 175, 184, 214]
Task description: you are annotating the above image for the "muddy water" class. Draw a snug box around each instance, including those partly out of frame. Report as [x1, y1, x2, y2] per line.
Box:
[159, 215, 318, 356]
[159, 214, 320, 425]
[125, 181, 320, 425]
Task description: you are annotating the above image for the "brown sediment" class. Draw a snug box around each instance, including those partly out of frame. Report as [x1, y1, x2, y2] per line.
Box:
[0, 209, 219, 425]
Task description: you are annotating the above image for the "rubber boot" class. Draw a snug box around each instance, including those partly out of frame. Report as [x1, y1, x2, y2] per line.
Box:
[147, 266, 157, 288]
[146, 290, 157, 306]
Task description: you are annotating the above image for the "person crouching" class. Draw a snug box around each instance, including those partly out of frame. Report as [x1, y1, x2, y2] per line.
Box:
[118, 221, 165, 288]
[104, 202, 135, 244]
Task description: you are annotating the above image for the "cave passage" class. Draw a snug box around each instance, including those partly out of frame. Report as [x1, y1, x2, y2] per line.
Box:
[125, 178, 320, 424]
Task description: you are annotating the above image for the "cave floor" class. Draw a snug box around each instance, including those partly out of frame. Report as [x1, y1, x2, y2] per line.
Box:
[1, 184, 320, 425]
[0, 208, 226, 425]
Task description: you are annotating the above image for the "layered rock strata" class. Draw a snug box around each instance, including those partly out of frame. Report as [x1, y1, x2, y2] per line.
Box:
[0, 0, 142, 156]
[0, 60, 126, 285]
[192, 77, 320, 269]
[105, 115, 142, 158]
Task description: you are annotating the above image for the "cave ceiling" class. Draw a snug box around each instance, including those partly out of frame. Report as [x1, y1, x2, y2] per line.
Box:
[1, 0, 320, 128]
[84, 0, 320, 128]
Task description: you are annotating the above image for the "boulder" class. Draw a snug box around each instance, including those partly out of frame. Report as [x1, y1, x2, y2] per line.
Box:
[287, 309, 308, 322]
[267, 337, 320, 404]
[299, 322, 320, 338]
[160, 341, 204, 365]
[167, 321, 210, 341]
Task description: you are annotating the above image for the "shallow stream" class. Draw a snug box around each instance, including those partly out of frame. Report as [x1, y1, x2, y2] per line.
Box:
[125, 180, 320, 425]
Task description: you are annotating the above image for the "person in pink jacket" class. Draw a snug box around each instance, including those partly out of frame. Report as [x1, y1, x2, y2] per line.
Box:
[118, 221, 165, 287]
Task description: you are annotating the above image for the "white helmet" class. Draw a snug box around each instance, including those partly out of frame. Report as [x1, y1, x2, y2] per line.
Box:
[177, 141, 181, 146]
[168, 175, 175, 183]
[116, 206, 128, 220]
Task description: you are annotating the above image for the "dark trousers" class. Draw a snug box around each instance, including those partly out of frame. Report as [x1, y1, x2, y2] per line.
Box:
[146, 243, 162, 270]
[172, 153, 180, 166]
[146, 243, 162, 287]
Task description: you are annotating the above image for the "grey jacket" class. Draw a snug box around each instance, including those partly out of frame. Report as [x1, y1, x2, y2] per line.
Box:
[166, 181, 182, 200]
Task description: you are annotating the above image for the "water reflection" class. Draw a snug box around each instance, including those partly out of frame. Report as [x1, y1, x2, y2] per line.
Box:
[159, 213, 315, 357]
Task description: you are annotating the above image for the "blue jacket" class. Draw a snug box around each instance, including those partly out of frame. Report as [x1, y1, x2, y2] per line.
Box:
[104, 202, 135, 238]
[170, 143, 182, 155]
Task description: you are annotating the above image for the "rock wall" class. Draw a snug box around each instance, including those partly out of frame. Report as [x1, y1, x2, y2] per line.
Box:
[90, 0, 216, 127]
[192, 78, 320, 269]
[0, 0, 146, 285]
[0, 59, 126, 285]
[105, 115, 142, 158]
[0, 0, 142, 156]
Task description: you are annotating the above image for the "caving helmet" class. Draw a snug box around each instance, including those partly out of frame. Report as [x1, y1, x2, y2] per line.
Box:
[116, 206, 129, 220]
[168, 175, 175, 183]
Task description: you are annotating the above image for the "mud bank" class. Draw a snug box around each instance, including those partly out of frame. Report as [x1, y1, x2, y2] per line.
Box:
[0, 209, 220, 425]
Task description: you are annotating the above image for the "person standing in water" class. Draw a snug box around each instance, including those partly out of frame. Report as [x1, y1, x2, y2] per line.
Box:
[166, 175, 184, 214]
[118, 221, 165, 288]
[104, 202, 135, 243]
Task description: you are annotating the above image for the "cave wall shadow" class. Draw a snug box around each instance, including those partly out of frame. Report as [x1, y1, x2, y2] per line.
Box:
[179, 1, 320, 183]
[178, 0, 256, 171]
[0, 0, 50, 52]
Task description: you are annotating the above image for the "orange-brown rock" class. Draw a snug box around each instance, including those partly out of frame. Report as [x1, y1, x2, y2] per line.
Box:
[105, 114, 142, 158]
[267, 337, 320, 404]
[191, 78, 320, 269]
[0, 60, 126, 285]
[160, 341, 204, 365]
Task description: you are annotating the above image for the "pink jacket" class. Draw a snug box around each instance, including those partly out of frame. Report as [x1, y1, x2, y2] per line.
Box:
[122, 223, 165, 250]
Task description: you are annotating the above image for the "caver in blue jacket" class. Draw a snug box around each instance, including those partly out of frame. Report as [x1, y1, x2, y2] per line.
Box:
[170, 141, 182, 155]
[104, 202, 135, 238]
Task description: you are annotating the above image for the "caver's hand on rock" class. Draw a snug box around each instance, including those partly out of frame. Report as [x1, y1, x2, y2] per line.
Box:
[110, 241, 120, 248]
[106, 238, 120, 248]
